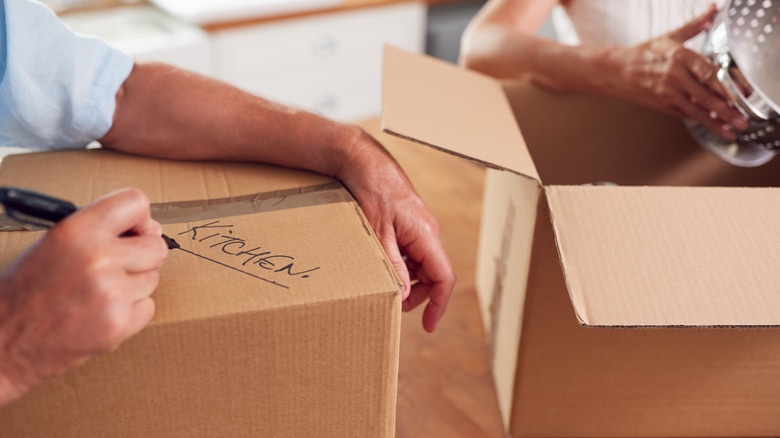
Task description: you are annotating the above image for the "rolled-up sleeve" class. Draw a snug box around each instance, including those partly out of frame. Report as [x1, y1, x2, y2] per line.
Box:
[0, 0, 133, 149]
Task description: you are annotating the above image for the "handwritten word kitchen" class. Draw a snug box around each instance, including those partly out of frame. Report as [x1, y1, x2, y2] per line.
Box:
[177, 220, 321, 281]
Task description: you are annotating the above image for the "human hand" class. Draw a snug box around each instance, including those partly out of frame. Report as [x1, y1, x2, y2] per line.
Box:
[337, 129, 456, 333]
[0, 188, 167, 406]
[604, 5, 748, 140]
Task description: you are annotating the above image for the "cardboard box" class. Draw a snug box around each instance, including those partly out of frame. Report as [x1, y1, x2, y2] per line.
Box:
[0, 149, 402, 437]
[382, 46, 780, 437]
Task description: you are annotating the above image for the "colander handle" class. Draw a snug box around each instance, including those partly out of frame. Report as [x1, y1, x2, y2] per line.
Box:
[717, 64, 770, 120]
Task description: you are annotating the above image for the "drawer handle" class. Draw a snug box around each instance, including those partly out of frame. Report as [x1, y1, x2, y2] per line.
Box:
[312, 37, 336, 57]
[314, 95, 337, 115]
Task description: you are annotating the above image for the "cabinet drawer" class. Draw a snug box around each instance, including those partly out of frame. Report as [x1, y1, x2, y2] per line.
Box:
[236, 56, 380, 121]
[211, 1, 426, 81]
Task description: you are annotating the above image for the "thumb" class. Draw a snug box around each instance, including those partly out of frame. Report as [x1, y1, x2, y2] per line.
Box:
[668, 4, 718, 42]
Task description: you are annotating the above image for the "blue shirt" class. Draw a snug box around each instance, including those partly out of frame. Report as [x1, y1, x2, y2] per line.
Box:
[0, 0, 133, 149]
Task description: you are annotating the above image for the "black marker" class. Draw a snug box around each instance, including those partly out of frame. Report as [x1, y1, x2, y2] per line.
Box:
[0, 186, 179, 249]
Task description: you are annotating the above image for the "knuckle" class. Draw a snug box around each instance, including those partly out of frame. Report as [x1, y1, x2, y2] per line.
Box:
[427, 217, 441, 236]
[709, 98, 730, 115]
[97, 316, 127, 351]
[698, 65, 716, 82]
[654, 81, 671, 97]
[670, 47, 687, 62]
[445, 272, 457, 289]
[84, 252, 115, 277]
[123, 188, 151, 210]
[138, 236, 168, 266]
[83, 269, 122, 306]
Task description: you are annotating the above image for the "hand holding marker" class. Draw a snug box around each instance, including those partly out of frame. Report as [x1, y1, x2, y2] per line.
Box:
[0, 185, 173, 407]
[0, 186, 179, 249]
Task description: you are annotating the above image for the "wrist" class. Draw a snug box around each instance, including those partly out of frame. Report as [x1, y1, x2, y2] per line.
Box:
[590, 46, 627, 96]
[333, 126, 405, 193]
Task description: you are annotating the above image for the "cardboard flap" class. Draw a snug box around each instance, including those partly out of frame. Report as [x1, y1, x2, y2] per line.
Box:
[381, 46, 540, 183]
[546, 185, 780, 327]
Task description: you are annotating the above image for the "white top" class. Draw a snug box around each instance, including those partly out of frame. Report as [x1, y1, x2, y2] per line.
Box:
[557, 0, 728, 47]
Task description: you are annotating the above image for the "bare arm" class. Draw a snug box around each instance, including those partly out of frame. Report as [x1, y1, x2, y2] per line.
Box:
[460, 0, 748, 139]
[460, 0, 600, 89]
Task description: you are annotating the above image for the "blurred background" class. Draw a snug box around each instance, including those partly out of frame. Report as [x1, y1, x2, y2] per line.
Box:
[51, 0, 489, 123]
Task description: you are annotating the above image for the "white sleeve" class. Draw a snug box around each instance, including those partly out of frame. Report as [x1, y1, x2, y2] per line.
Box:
[0, 0, 134, 149]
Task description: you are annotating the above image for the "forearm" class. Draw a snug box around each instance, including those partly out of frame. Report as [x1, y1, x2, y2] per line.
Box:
[461, 24, 616, 95]
[99, 62, 368, 179]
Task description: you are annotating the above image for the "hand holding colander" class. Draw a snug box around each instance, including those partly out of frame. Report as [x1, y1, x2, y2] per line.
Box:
[688, 0, 780, 167]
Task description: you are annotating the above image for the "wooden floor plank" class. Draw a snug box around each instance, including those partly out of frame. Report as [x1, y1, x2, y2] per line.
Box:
[357, 118, 505, 438]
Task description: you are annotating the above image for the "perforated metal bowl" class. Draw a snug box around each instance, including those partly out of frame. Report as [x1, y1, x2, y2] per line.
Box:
[687, 0, 780, 167]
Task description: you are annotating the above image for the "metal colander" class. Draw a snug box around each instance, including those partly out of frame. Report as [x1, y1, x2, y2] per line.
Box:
[687, 0, 780, 166]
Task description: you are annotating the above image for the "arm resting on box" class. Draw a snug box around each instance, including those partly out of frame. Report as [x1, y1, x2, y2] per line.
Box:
[97, 62, 455, 333]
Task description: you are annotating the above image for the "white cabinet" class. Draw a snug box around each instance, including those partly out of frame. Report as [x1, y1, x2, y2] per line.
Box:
[61, 6, 213, 76]
[210, 2, 426, 121]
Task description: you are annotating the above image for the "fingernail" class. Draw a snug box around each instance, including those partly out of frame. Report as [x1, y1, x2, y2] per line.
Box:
[732, 116, 749, 131]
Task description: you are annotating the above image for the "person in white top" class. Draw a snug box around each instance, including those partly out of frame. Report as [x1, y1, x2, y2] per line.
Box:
[460, 0, 747, 141]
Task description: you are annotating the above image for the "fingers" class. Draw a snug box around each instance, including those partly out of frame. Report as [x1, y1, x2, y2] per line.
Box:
[670, 51, 748, 139]
[123, 268, 161, 303]
[97, 260, 160, 351]
[118, 234, 169, 274]
[120, 298, 156, 342]
[399, 230, 456, 332]
[683, 49, 728, 100]
[668, 4, 718, 42]
[381, 229, 412, 300]
[61, 188, 167, 273]
[79, 188, 160, 238]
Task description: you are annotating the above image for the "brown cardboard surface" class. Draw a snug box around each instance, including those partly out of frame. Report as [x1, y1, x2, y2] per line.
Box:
[475, 169, 540, 430]
[382, 46, 780, 437]
[513, 197, 780, 437]
[0, 149, 332, 206]
[547, 185, 780, 327]
[381, 45, 540, 182]
[501, 80, 780, 188]
[0, 149, 401, 437]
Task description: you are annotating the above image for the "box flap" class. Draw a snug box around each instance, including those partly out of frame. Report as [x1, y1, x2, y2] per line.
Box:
[0, 150, 402, 325]
[381, 46, 540, 183]
[547, 185, 780, 327]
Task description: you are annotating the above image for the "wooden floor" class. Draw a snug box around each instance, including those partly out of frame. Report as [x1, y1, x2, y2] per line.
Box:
[357, 119, 506, 438]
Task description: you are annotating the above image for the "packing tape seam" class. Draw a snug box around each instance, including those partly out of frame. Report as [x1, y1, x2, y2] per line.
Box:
[0, 181, 353, 230]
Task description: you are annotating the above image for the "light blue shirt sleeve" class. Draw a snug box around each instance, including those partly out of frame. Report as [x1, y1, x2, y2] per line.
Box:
[0, 0, 134, 149]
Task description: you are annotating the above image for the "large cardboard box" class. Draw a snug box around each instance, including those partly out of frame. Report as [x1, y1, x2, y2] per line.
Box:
[382, 46, 780, 437]
[0, 149, 402, 437]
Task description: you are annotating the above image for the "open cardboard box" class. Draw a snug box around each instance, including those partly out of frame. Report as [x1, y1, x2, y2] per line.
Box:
[382, 46, 780, 437]
[0, 149, 402, 437]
